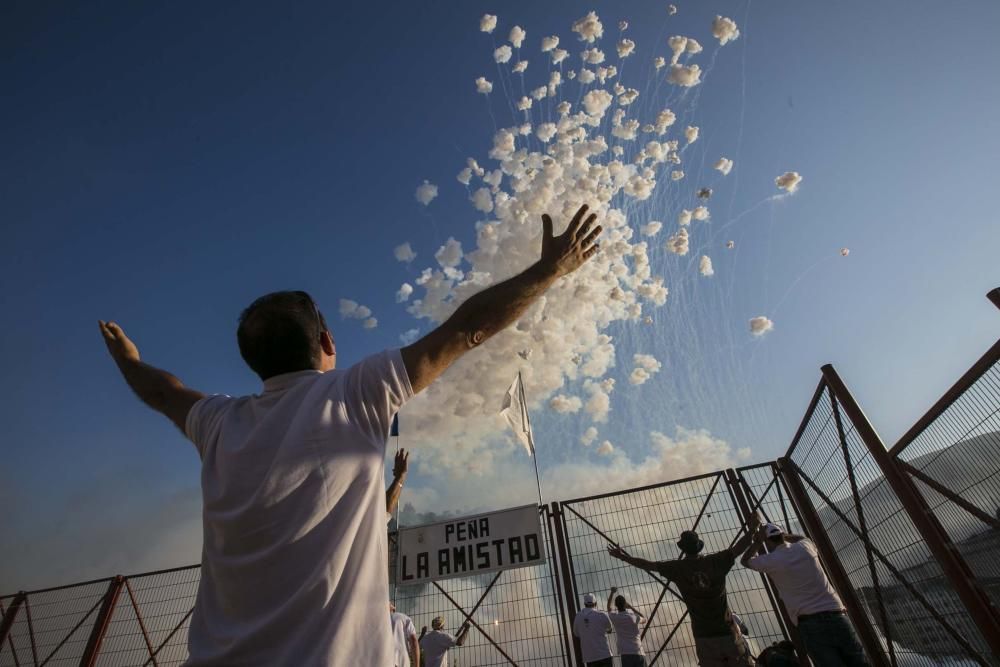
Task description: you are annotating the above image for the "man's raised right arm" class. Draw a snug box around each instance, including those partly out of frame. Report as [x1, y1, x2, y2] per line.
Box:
[401, 205, 601, 394]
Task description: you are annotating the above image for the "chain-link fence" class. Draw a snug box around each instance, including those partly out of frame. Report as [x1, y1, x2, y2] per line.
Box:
[556, 468, 799, 666]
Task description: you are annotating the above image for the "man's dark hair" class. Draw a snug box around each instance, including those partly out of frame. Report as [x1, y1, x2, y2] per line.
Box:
[614, 595, 627, 612]
[237, 291, 329, 380]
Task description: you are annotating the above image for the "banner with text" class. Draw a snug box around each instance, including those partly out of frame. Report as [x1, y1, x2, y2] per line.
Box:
[397, 504, 545, 585]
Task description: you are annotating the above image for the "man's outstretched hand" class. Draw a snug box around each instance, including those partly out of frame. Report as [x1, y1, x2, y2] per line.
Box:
[540, 204, 602, 278]
[97, 320, 203, 431]
[607, 545, 629, 561]
[99, 321, 140, 365]
[393, 449, 410, 479]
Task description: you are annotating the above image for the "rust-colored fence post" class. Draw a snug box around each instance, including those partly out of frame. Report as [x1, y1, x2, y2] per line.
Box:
[821, 364, 1000, 660]
[0, 592, 25, 648]
[543, 505, 575, 667]
[550, 502, 584, 667]
[776, 457, 890, 667]
[80, 575, 124, 667]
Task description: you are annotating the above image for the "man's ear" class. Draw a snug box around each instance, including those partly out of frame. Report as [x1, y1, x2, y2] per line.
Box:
[320, 331, 336, 357]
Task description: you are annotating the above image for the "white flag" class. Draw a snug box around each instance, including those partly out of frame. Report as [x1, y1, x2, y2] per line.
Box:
[500, 372, 535, 456]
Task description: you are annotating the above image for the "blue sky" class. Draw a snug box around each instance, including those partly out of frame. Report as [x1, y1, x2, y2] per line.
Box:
[2, 0, 999, 592]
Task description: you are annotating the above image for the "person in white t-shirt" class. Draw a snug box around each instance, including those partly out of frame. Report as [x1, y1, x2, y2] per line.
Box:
[573, 593, 613, 667]
[418, 616, 470, 667]
[606, 587, 646, 667]
[741, 523, 869, 667]
[390, 603, 420, 667]
[98, 205, 602, 666]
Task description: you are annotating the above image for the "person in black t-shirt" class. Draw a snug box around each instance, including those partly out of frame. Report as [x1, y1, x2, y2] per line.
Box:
[607, 515, 759, 667]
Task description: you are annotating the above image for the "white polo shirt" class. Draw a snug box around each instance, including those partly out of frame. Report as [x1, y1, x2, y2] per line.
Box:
[183, 349, 413, 666]
[745, 539, 844, 624]
[420, 629, 458, 667]
[391, 611, 417, 667]
[609, 610, 645, 656]
[573, 607, 613, 663]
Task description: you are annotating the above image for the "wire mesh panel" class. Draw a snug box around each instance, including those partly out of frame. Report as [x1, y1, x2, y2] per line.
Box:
[787, 381, 994, 666]
[559, 471, 788, 666]
[0, 568, 201, 667]
[891, 347, 1000, 612]
[96, 566, 200, 667]
[0, 580, 113, 667]
[735, 464, 806, 541]
[390, 505, 570, 667]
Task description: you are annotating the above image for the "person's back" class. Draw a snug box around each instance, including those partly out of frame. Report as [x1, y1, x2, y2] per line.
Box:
[391, 610, 418, 667]
[420, 629, 456, 667]
[753, 540, 842, 621]
[573, 601, 613, 666]
[98, 206, 603, 666]
[656, 550, 736, 638]
[743, 524, 867, 667]
[186, 353, 411, 665]
[608, 610, 643, 653]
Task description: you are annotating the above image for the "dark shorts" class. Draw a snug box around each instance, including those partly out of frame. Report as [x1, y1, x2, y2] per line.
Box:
[621, 655, 647, 667]
[586, 659, 613, 667]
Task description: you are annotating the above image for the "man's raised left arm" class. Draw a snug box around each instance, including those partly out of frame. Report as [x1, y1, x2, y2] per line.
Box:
[99, 321, 204, 432]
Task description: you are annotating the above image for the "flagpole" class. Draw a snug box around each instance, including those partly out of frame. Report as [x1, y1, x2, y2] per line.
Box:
[519, 371, 544, 507]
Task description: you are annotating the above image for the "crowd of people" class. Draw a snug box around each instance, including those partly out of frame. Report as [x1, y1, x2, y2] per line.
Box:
[98, 203, 872, 665]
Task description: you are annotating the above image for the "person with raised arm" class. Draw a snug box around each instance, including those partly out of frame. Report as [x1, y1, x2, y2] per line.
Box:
[607, 514, 759, 667]
[98, 205, 601, 666]
[741, 523, 869, 666]
[419, 616, 471, 667]
[606, 587, 647, 667]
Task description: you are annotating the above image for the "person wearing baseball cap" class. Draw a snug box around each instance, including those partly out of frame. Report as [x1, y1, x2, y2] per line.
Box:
[741, 523, 869, 666]
[418, 616, 470, 667]
[573, 592, 613, 666]
[607, 514, 760, 666]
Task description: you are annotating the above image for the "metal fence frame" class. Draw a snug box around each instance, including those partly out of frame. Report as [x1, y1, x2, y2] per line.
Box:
[780, 289, 1000, 666]
[4, 288, 1000, 666]
[553, 467, 806, 666]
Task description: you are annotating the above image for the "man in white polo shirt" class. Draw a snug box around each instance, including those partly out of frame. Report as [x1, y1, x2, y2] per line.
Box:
[98, 205, 602, 666]
[419, 615, 471, 667]
[741, 523, 870, 666]
[390, 603, 419, 667]
[573, 593, 613, 667]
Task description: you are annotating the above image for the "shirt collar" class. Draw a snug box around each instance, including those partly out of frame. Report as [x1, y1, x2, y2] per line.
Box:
[262, 369, 324, 393]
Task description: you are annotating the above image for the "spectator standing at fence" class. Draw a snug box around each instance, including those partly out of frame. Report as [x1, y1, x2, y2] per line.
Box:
[573, 593, 614, 666]
[741, 523, 870, 667]
[606, 587, 647, 667]
[419, 616, 471, 667]
[98, 205, 602, 666]
[607, 517, 758, 667]
[390, 603, 420, 667]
